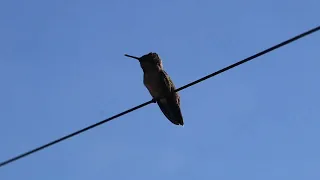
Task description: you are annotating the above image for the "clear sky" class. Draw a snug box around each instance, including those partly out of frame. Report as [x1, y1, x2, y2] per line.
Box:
[0, 0, 319, 179]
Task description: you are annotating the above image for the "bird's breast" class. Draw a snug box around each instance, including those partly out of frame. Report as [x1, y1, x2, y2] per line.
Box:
[143, 72, 163, 98]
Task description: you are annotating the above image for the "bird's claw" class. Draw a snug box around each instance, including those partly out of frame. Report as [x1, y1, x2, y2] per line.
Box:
[152, 99, 157, 103]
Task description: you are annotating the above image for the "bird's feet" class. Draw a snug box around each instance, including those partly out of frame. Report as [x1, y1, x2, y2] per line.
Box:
[151, 98, 157, 103]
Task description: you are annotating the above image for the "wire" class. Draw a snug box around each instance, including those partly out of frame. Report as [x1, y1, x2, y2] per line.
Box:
[176, 26, 320, 92]
[1, 25, 319, 168]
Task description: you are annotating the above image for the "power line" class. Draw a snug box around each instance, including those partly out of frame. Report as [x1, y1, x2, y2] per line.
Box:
[176, 26, 320, 92]
[1, 25, 319, 168]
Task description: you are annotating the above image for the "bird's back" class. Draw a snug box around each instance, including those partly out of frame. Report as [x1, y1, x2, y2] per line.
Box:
[143, 70, 184, 125]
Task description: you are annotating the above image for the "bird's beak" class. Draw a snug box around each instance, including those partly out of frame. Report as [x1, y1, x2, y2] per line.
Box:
[124, 54, 140, 61]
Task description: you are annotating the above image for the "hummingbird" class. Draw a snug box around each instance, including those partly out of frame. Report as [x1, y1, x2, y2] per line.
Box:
[125, 52, 184, 126]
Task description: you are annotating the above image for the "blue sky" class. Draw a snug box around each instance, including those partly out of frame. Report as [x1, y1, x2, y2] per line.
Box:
[0, 0, 319, 179]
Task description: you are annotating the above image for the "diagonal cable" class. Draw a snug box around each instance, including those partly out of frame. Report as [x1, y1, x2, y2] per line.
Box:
[0, 25, 319, 168]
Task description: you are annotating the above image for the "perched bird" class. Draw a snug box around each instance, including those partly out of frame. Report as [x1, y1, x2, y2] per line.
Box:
[125, 52, 184, 126]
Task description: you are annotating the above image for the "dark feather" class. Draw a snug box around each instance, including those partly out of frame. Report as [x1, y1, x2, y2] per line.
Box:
[157, 71, 184, 125]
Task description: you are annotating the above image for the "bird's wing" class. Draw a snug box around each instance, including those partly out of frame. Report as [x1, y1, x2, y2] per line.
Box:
[156, 71, 184, 125]
[160, 71, 175, 92]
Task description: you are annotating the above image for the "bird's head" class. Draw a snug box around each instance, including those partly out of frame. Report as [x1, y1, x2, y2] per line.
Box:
[125, 52, 163, 72]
